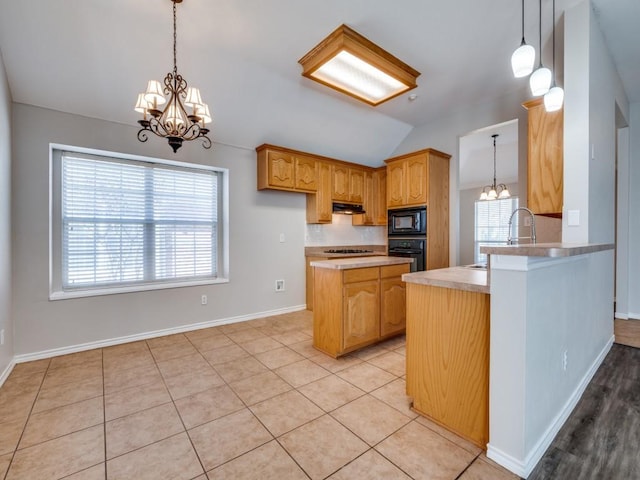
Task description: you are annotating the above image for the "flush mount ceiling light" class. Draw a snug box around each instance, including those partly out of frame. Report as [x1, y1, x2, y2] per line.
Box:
[135, 0, 212, 152]
[298, 24, 420, 106]
[479, 134, 511, 201]
[511, 0, 536, 77]
[529, 0, 552, 96]
[544, 0, 565, 112]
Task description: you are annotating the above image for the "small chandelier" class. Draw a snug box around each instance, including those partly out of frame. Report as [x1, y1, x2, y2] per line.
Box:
[135, 0, 212, 153]
[479, 134, 511, 201]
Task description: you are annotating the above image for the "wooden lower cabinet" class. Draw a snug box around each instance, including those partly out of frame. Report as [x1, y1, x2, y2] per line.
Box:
[313, 263, 409, 357]
[405, 283, 490, 448]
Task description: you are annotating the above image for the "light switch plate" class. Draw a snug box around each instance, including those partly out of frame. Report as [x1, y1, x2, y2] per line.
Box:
[568, 210, 580, 226]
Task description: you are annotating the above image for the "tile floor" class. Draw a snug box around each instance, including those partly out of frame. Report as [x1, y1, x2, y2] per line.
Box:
[0, 310, 519, 480]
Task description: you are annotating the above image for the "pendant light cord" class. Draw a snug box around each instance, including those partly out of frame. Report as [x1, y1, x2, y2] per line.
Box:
[492, 134, 498, 187]
[551, 0, 556, 83]
[521, 0, 526, 45]
[538, 0, 543, 68]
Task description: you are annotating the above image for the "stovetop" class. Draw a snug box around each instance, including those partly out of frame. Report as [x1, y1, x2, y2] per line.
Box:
[323, 249, 374, 254]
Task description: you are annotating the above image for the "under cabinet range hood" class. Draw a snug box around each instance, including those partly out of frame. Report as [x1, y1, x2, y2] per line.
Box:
[332, 202, 365, 215]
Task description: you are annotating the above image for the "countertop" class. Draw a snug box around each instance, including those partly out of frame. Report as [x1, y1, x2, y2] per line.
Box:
[480, 242, 614, 257]
[310, 256, 412, 270]
[402, 267, 489, 294]
[305, 245, 387, 258]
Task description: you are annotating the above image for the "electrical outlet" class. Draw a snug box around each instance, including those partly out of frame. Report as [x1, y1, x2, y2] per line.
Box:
[275, 279, 285, 292]
[562, 350, 568, 371]
[201, 295, 207, 305]
[279, 233, 285, 243]
[0, 329, 4, 346]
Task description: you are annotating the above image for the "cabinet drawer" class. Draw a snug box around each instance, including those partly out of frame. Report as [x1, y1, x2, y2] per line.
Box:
[343, 267, 378, 284]
[381, 264, 410, 279]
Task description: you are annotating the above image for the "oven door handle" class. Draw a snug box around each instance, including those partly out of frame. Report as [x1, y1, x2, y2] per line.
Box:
[389, 249, 422, 254]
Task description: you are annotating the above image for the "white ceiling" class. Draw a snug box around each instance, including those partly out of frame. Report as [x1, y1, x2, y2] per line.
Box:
[0, 0, 637, 165]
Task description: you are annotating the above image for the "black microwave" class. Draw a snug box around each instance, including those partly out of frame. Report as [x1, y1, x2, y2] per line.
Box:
[388, 207, 426, 236]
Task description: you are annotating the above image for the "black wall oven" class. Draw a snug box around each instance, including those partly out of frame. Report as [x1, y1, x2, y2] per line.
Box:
[388, 238, 425, 272]
[388, 207, 426, 236]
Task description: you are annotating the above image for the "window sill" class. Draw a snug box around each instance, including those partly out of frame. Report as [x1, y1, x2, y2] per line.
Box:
[49, 277, 230, 301]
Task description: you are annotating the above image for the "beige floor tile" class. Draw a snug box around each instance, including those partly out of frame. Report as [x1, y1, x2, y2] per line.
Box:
[298, 375, 365, 412]
[146, 333, 190, 349]
[183, 326, 224, 342]
[0, 417, 27, 455]
[229, 371, 292, 405]
[6, 425, 104, 480]
[254, 346, 305, 369]
[226, 328, 266, 344]
[219, 321, 255, 334]
[106, 432, 203, 480]
[41, 360, 102, 390]
[331, 395, 412, 446]
[353, 343, 390, 361]
[214, 356, 268, 383]
[207, 440, 308, 480]
[149, 342, 198, 362]
[279, 415, 368, 480]
[459, 456, 520, 480]
[375, 421, 475, 480]
[102, 350, 155, 373]
[200, 344, 249, 366]
[395, 345, 406, 356]
[34, 376, 103, 414]
[2, 370, 46, 396]
[239, 336, 283, 355]
[310, 351, 363, 373]
[103, 364, 162, 395]
[20, 396, 104, 449]
[104, 382, 171, 421]
[367, 350, 406, 376]
[188, 409, 272, 471]
[189, 334, 233, 352]
[414, 415, 483, 456]
[250, 390, 324, 437]
[379, 334, 406, 350]
[102, 341, 149, 358]
[49, 349, 103, 371]
[175, 384, 245, 429]
[64, 463, 106, 479]
[275, 359, 331, 388]
[156, 352, 211, 379]
[106, 402, 184, 459]
[336, 362, 396, 392]
[370, 378, 418, 419]
[328, 449, 411, 479]
[288, 339, 318, 358]
[0, 453, 12, 478]
[269, 330, 311, 346]
[10, 358, 51, 377]
[0, 391, 34, 424]
[164, 367, 225, 400]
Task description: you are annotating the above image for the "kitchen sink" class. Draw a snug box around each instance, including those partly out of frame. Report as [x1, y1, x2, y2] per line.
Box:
[464, 264, 487, 270]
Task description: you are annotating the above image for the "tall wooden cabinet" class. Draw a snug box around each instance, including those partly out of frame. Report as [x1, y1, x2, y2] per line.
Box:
[523, 98, 563, 217]
[385, 149, 451, 270]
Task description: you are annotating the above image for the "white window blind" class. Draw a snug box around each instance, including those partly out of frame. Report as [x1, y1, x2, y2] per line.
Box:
[61, 152, 219, 290]
[474, 197, 518, 264]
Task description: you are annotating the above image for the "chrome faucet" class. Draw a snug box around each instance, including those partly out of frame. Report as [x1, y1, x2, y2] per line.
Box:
[507, 207, 536, 245]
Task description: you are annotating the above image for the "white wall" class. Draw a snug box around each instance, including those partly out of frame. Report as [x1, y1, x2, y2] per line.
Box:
[11, 104, 308, 357]
[629, 103, 640, 318]
[0, 52, 14, 379]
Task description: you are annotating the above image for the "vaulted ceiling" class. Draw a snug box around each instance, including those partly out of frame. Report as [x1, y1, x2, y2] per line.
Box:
[0, 0, 637, 165]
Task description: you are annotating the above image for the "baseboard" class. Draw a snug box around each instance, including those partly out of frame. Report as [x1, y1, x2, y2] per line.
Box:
[13, 304, 307, 364]
[0, 359, 16, 388]
[487, 335, 614, 478]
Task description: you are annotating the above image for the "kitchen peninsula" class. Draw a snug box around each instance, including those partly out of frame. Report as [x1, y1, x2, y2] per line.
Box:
[311, 256, 412, 357]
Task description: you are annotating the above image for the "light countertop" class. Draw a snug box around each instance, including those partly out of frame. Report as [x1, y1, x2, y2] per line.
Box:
[310, 256, 412, 270]
[402, 267, 489, 294]
[480, 242, 614, 257]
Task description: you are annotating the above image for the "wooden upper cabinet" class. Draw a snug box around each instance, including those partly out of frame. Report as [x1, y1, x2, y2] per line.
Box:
[332, 164, 365, 204]
[306, 161, 333, 224]
[353, 167, 387, 226]
[405, 155, 428, 205]
[387, 161, 405, 208]
[523, 98, 563, 217]
[349, 168, 365, 204]
[257, 145, 317, 193]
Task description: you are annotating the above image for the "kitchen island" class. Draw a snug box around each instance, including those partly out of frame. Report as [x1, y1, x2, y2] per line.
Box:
[311, 256, 412, 357]
[402, 267, 490, 448]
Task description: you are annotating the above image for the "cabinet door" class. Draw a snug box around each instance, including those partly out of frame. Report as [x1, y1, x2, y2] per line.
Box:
[352, 170, 373, 225]
[349, 168, 365, 204]
[307, 161, 333, 224]
[332, 164, 350, 201]
[373, 168, 387, 225]
[405, 155, 428, 205]
[380, 278, 406, 337]
[525, 100, 563, 216]
[387, 161, 405, 208]
[295, 156, 317, 192]
[267, 151, 295, 189]
[343, 281, 380, 350]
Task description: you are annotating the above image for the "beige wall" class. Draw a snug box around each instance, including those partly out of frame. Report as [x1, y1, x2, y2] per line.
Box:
[11, 104, 307, 357]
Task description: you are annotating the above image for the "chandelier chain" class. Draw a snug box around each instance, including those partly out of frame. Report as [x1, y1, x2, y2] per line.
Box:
[173, 1, 177, 74]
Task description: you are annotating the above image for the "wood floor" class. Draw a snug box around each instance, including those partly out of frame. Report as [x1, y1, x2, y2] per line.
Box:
[528, 343, 640, 479]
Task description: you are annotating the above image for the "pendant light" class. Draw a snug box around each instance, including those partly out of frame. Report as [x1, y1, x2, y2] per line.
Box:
[529, 0, 551, 96]
[479, 134, 511, 201]
[544, 0, 565, 111]
[511, 0, 536, 78]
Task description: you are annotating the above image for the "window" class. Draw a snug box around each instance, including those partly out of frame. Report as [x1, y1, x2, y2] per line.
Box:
[50, 146, 228, 299]
[474, 197, 518, 264]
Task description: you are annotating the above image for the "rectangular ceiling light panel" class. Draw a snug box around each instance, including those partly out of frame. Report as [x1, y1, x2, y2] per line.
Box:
[299, 25, 420, 106]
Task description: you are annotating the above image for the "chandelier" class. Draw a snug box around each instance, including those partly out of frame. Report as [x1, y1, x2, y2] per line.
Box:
[479, 134, 511, 201]
[135, 0, 212, 153]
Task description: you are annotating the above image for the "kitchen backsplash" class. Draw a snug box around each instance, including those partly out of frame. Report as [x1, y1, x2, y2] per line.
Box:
[305, 214, 386, 246]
